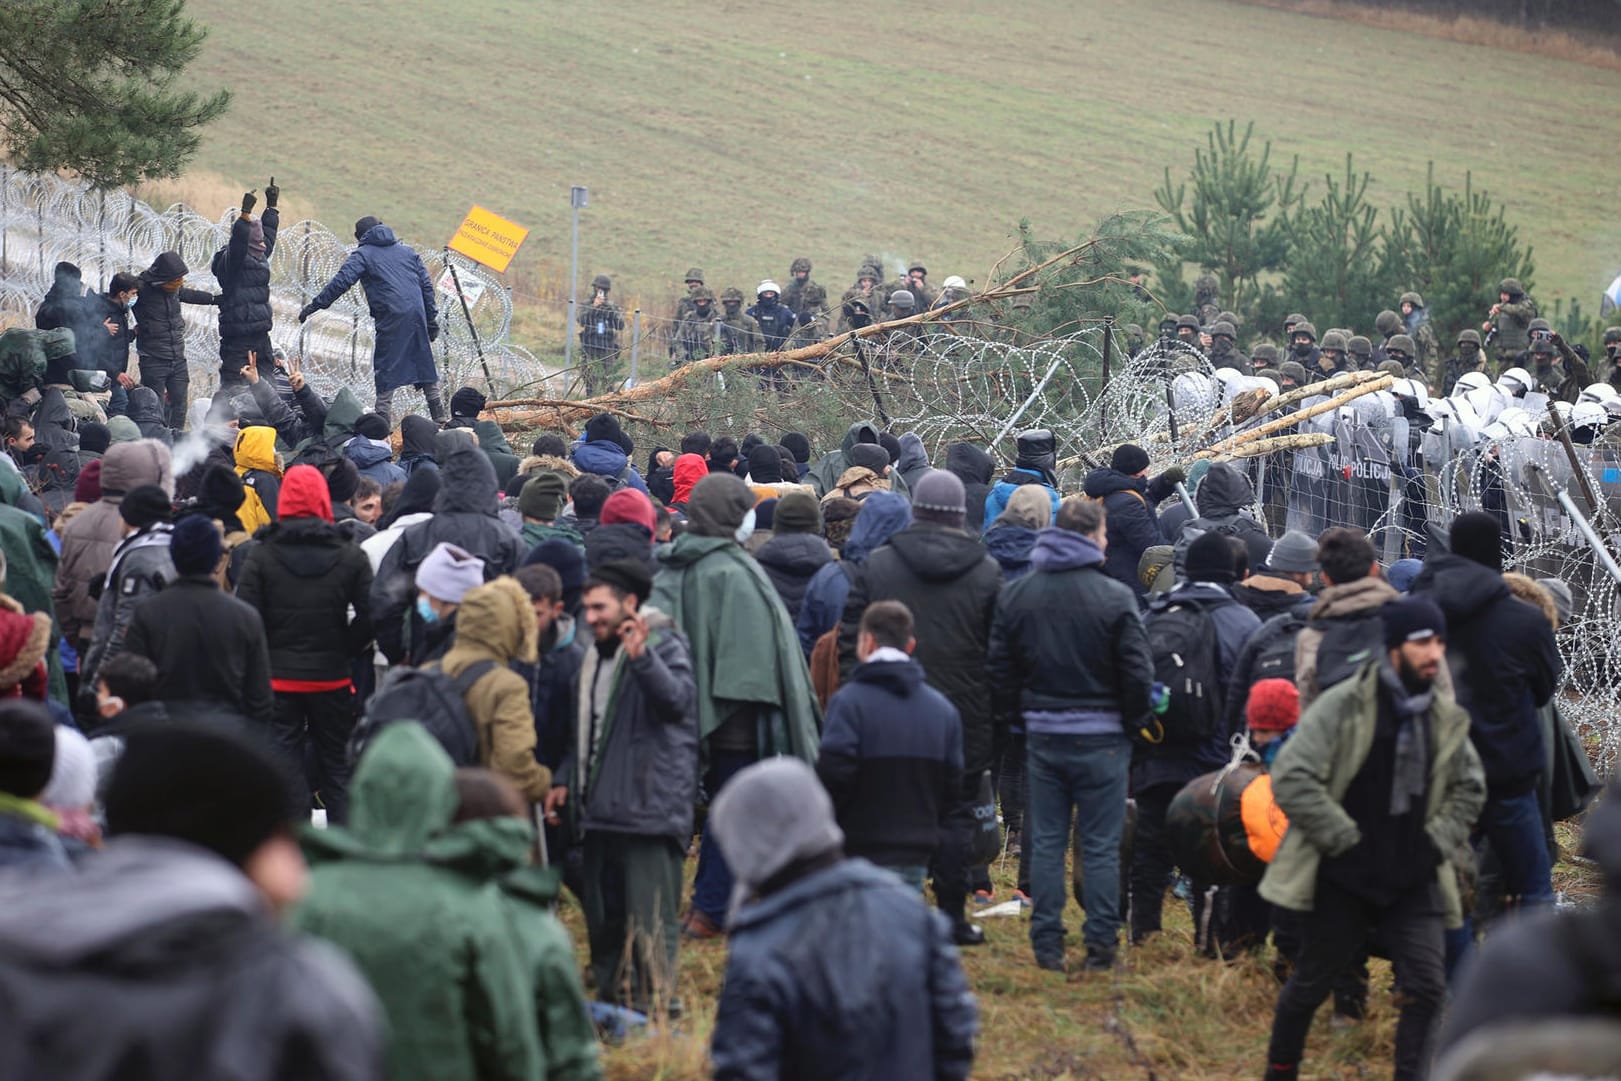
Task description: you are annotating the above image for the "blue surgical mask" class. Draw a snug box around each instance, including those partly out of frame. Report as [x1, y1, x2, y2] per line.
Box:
[415, 595, 439, 624]
[123, 295, 136, 309]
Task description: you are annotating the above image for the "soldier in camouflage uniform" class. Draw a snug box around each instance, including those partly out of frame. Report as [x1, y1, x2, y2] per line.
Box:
[1484, 277, 1536, 372]
[905, 263, 936, 309]
[878, 289, 923, 363]
[1207, 321, 1249, 373]
[675, 267, 706, 323]
[1282, 312, 1307, 343]
[1537, 330, 1591, 405]
[671, 286, 719, 365]
[1399, 291, 1440, 387]
[1309, 329, 1350, 382]
[839, 265, 882, 335]
[1175, 314, 1201, 348]
[715, 287, 764, 356]
[578, 273, 624, 396]
[783, 257, 828, 345]
[1192, 273, 1221, 326]
[1346, 335, 1374, 372]
[1443, 330, 1488, 394]
[1371, 309, 1401, 367]
[1251, 341, 1281, 371]
[1156, 313, 1180, 342]
[1600, 326, 1621, 387]
[1383, 334, 1416, 378]
[1513, 318, 1554, 371]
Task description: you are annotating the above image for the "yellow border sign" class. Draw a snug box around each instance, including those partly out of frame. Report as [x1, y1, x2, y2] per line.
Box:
[448, 205, 529, 273]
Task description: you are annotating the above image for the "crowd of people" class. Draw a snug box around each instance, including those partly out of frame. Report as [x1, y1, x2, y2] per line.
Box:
[0, 191, 1615, 1081]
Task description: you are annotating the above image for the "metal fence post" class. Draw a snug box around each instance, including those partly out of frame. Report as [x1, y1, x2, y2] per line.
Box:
[628, 308, 641, 387]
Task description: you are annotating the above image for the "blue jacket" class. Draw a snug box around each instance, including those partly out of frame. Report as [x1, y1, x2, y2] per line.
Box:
[306, 225, 438, 391]
[817, 659, 962, 866]
[0, 809, 71, 872]
[983, 470, 1060, 530]
[983, 523, 1039, 581]
[1134, 581, 1261, 791]
[515, 614, 583, 771]
[795, 492, 912, 656]
[344, 436, 407, 486]
[710, 858, 977, 1081]
[569, 439, 649, 496]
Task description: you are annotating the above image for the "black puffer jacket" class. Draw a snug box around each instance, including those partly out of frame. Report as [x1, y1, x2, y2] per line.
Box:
[838, 522, 1002, 775]
[236, 518, 374, 682]
[583, 521, 654, 573]
[133, 252, 215, 367]
[1411, 553, 1561, 795]
[212, 208, 280, 340]
[121, 575, 274, 725]
[945, 442, 995, 534]
[753, 531, 833, 622]
[126, 386, 172, 444]
[370, 448, 523, 664]
[1083, 467, 1164, 595]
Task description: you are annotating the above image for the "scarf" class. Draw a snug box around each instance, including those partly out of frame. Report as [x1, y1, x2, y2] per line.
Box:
[1377, 656, 1432, 816]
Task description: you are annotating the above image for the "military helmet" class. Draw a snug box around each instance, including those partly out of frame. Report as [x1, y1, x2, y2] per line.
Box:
[692, 286, 715, 302]
[591, 274, 611, 291]
[1278, 361, 1308, 385]
[684, 267, 705, 284]
[1399, 291, 1424, 308]
[1292, 321, 1318, 342]
[1378, 359, 1408, 377]
[1210, 321, 1236, 340]
[907, 262, 927, 276]
[790, 257, 812, 274]
[1528, 317, 1551, 334]
[1284, 312, 1306, 326]
[720, 286, 744, 303]
[1604, 326, 1621, 344]
[1387, 334, 1416, 357]
[1217, 310, 1240, 328]
[1320, 330, 1348, 352]
[1500, 277, 1525, 297]
[1159, 313, 1180, 332]
[1374, 310, 1402, 336]
[1176, 314, 1201, 331]
[1254, 368, 1282, 385]
[1347, 335, 1373, 357]
[888, 289, 916, 309]
[857, 264, 880, 283]
[1251, 342, 1280, 365]
[1457, 329, 1483, 347]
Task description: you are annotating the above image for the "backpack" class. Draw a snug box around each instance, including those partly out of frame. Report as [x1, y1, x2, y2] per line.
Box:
[1145, 599, 1223, 745]
[1248, 612, 1306, 689]
[1313, 614, 1383, 693]
[349, 660, 497, 766]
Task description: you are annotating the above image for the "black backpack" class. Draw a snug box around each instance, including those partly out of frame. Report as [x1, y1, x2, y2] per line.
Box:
[1145, 599, 1223, 745]
[348, 661, 496, 766]
[1313, 613, 1384, 693]
[1250, 612, 1306, 687]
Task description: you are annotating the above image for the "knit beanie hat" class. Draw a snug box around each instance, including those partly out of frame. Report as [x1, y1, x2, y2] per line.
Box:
[0, 699, 55, 798]
[877, 432, 903, 465]
[1382, 596, 1447, 650]
[584, 412, 629, 452]
[354, 412, 391, 441]
[747, 444, 783, 484]
[104, 721, 300, 868]
[1186, 531, 1240, 584]
[416, 541, 485, 603]
[1246, 678, 1300, 733]
[1265, 530, 1319, 574]
[911, 469, 967, 528]
[686, 473, 754, 538]
[169, 514, 223, 576]
[780, 432, 811, 464]
[774, 491, 821, 534]
[711, 757, 844, 923]
[601, 488, 657, 534]
[450, 386, 488, 419]
[519, 471, 567, 520]
[1450, 511, 1503, 572]
[524, 538, 586, 611]
[323, 458, 360, 504]
[847, 443, 890, 475]
[78, 422, 111, 455]
[106, 415, 140, 444]
[43, 725, 96, 810]
[1111, 443, 1150, 476]
[73, 459, 103, 504]
[588, 558, 653, 604]
[119, 484, 172, 529]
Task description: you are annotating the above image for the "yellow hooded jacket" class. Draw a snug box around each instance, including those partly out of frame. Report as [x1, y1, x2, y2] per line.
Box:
[234, 426, 283, 535]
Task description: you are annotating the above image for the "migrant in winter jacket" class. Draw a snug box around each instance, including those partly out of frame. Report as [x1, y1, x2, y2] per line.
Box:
[345, 435, 407, 486]
[234, 426, 282, 535]
[649, 533, 822, 761]
[440, 577, 552, 801]
[795, 492, 911, 657]
[496, 865, 604, 1081]
[291, 723, 544, 1081]
[211, 208, 280, 342]
[78, 521, 174, 713]
[132, 251, 216, 372]
[753, 531, 833, 623]
[944, 442, 995, 535]
[1260, 661, 1486, 928]
[52, 439, 170, 642]
[122, 572, 274, 726]
[709, 858, 977, 1081]
[304, 225, 439, 393]
[1082, 466, 1165, 595]
[371, 447, 522, 664]
[0, 835, 383, 1081]
[807, 420, 882, 498]
[837, 520, 1002, 776]
[556, 606, 699, 847]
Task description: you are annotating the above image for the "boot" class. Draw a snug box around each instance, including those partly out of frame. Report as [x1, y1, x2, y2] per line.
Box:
[425, 386, 448, 424]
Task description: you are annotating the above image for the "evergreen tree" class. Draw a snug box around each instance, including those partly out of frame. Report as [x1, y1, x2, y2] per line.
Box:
[0, 0, 229, 187]
[1282, 155, 1395, 332]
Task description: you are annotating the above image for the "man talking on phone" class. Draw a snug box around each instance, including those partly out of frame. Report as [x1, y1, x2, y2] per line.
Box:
[546, 558, 698, 1016]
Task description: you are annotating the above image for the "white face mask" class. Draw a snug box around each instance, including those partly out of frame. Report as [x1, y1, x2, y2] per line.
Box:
[734, 507, 757, 544]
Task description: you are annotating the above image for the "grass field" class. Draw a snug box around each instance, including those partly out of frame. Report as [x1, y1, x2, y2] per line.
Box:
[174, 0, 1621, 338]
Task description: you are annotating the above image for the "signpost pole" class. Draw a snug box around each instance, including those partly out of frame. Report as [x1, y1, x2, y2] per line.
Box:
[564, 186, 588, 374]
[445, 248, 494, 387]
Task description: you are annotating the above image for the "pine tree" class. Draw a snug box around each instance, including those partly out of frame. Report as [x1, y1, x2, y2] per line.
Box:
[0, 0, 230, 187]
[1282, 155, 1395, 332]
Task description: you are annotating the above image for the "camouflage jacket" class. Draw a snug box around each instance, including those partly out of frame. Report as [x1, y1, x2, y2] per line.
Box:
[1493, 298, 1537, 356]
[783, 278, 827, 319]
[715, 312, 763, 356]
[671, 308, 718, 363]
[577, 299, 623, 347]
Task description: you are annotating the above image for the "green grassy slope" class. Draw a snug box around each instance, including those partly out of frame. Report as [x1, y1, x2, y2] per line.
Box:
[180, 0, 1621, 320]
